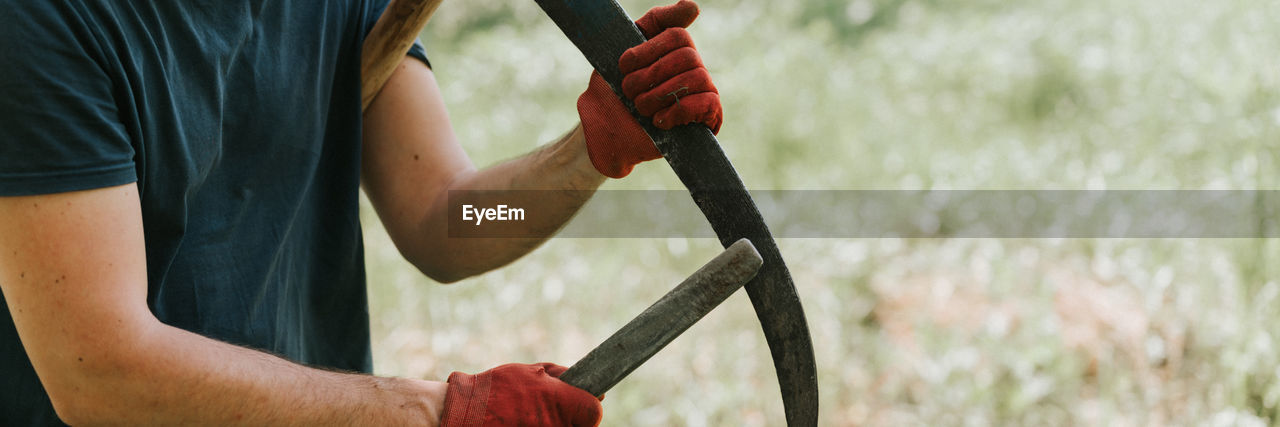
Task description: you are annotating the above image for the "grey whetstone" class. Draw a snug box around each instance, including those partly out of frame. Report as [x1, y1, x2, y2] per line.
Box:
[559, 239, 762, 396]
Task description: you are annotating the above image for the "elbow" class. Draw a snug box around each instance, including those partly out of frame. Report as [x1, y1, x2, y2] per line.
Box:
[40, 325, 159, 425]
[44, 353, 162, 425]
[401, 241, 483, 284]
[50, 385, 153, 426]
[413, 258, 476, 284]
[44, 362, 144, 425]
[406, 245, 494, 284]
[427, 270, 468, 284]
[408, 245, 526, 284]
[386, 234, 463, 284]
[429, 273, 467, 285]
[48, 395, 94, 427]
[45, 371, 121, 426]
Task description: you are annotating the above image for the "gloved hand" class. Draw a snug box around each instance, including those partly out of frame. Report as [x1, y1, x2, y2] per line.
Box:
[577, 0, 723, 178]
[440, 363, 602, 427]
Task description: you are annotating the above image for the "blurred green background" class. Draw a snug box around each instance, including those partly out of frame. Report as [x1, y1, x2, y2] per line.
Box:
[360, 0, 1280, 424]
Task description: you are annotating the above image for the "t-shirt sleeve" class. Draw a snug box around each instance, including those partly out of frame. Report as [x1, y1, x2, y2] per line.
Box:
[0, 4, 137, 197]
[362, 0, 432, 69]
[407, 40, 431, 69]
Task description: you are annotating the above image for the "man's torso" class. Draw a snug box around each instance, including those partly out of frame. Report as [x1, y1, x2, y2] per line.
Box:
[0, 1, 390, 423]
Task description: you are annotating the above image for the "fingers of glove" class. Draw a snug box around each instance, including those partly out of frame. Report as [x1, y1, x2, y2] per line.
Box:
[445, 363, 603, 427]
[537, 362, 607, 401]
[633, 67, 717, 118]
[529, 363, 603, 427]
[620, 27, 696, 75]
[540, 362, 570, 378]
[562, 393, 604, 427]
[542, 373, 604, 427]
[634, 0, 700, 38]
[621, 46, 702, 101]
[653, 91, 722, 133]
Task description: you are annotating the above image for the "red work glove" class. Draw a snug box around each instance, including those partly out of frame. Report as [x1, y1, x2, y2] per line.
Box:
[577, 0, 723, 178]
[440, 363, 603, 427]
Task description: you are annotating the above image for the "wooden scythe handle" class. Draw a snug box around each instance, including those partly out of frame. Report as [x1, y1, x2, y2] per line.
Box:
[360, 0, 445, 111]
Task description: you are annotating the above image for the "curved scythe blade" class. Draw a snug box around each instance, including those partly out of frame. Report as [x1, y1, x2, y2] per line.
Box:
[532, 1, 819, 424]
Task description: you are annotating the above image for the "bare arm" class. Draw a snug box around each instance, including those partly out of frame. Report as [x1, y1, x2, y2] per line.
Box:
[361, 58, 607, 283]
[0, 184, 447, 425]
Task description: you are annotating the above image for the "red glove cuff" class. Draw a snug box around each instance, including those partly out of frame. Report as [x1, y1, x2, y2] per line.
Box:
[441, 371, 491, 427]
[577, 72, 662, 178]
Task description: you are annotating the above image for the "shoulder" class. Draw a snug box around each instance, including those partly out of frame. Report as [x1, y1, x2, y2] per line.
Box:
[0, 1, 108, 72]
[0, 1, 93, 36]
[0, 1, 135, 197]
[0, 0, 115, 101]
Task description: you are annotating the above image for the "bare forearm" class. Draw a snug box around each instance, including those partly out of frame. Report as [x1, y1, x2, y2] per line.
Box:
[0, 186, 445, 425]
[60, 321, 444, 425]
[408, 124, 606, 281]
[359, 59, 607, 282]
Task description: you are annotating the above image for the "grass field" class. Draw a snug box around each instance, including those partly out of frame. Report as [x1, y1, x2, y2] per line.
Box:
[362, 0, 1279, 424]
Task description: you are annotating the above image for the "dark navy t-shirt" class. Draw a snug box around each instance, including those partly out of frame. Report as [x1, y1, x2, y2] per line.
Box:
[0, 1, 427, 424]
